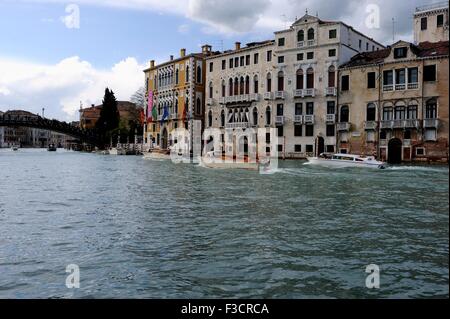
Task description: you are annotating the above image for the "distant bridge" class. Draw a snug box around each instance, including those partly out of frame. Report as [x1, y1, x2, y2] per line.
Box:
[0, 114, 102, 146]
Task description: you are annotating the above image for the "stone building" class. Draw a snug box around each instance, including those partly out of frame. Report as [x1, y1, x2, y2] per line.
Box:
[205, 14, 384, 158]
[143, 45, 216, 151]
[414, 2, 449, 44]
[337, 40, 449, 163]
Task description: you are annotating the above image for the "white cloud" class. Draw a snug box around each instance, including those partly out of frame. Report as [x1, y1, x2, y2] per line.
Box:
[177, 24, 191, 34]
[0, 56, 144, 121]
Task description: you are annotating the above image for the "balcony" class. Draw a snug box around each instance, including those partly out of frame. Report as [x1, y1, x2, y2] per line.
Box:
[294, 115, 303, 124]
[171, 113, 178, 120]
[325, 87, 337, 96]
[225, 122, 250, 129]
[393, 120, 405, 129]
[275, 116, 285, 126]
[297, 41, 305, 48]
[383, 85, 394, 92]
[303, 115, 315, 124]
[326, 114, 336, 123]
[207, 98, 214, 106]
[404, 119, 420, 129]
[264, 92, 273, 100]
[250, 93, 260, 102]
[395, 84, 406, 91]
[307, 40, 316, 46]
[337, 122, 351, 132]
[424, 118, 440, 128]
[380, 120, 394, 129]
[274, 91, 286, 100]
[304, 88, 316, 97]
[293, 89, 303, 98]
[364, 121, 377, 130]
[241, 94, 250, 102]
[408, 83, 419, 90]
[218, 97, 226, 104]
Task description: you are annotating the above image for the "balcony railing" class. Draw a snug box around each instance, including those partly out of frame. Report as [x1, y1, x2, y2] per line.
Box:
[250, 93, 260, 102]
[383, 85, 394, 92]
[393, 120, 405, 128]
[274, 91, 286, 99]
[275, 116, 285, 125]
[408, 83, 419, 90]
[326, 114, 336, 123]
[293, 89, 303, 98]
[294, 115, 303, 124]
[395, 84, 406, 91]
[337, 122, 351, 131]
[424, 118, 440, 128]
[404, 119, 420, 129]
[380, 120, 394, 129]
[325, 87, 337, 96]
[297, 41, 305, 48]
[364, 121, 377, 130]
[225, 122, 250, 129]
[207, 98, 214, 106]
[264, 92, 273, 100]
[303, 115, 315, 124]
[307, 40, 316, 46]
[218, 97, 226, 104]
[304, 88, 316, 97]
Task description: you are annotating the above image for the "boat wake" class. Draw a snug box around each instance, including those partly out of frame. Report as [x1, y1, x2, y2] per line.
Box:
[386, 166, 448, 173]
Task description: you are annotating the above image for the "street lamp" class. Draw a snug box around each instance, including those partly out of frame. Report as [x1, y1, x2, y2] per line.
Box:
[42, 108, 45, 118]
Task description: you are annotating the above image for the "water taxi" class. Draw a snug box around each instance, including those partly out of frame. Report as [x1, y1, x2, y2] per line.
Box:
[307, 153, 386, 169]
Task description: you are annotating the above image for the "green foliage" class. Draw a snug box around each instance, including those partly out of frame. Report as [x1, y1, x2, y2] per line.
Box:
[96, 88, 120, 146]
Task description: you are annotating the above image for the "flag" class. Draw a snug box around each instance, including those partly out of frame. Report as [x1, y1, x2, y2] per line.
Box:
[161, 104, 169, 126]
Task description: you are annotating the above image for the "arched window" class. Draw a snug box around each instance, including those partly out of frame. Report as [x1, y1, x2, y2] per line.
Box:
[407, 103, 418, 119]
[366, 103, 376, 121]
[185, 66, 190, 83]
[253, 107, 258, 126]
[426, 99, 437, 119]
[245, 76, 250, 94]
[395, 104, 406, 120]
[266, 73, 272, 92]
[265, 106, 271, 126]
[306, 68, 314, 89]
[228, 109, 233, 123]
[234, 77, 239, 96]
[253, 75, 259, 94]
[328, 66, 336, 88]
[209, 82, 213, 99]
[307, 28, 315, 40]
[229, 78, 233, 96]
[221, 110, 225, 127]
[196, 98, 201, 115]
[196, 65, 202, 83]
[296, 69, 304, 90]
[340, 105, 349, 123]
[277, 71, 284, 91]
[383, 105, 393, 121]
[208, 111, 213, 127]
[297, 30, 304, 42]
[240, 77, 245, 95]
[222, 80, 226, 97]
[175, 69, 179, 85]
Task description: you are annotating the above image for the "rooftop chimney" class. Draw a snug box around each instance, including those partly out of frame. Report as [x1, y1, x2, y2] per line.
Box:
[180, 48, 186, 57]
[150, 60, 155, 68]
[235, 42, 241, 50]
[202, 44, 212, 54]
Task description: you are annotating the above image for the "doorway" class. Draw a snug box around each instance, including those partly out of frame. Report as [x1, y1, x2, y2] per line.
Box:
[388, 138, 402, 164]
[316, 136, 325, 157]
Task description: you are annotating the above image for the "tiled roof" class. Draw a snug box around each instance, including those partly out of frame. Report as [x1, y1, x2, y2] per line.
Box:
[340, 41, 449, 68]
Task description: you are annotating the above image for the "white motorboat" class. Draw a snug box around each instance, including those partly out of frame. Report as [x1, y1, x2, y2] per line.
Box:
[143, 150, 171, 161]
[307, 153, 386, 169]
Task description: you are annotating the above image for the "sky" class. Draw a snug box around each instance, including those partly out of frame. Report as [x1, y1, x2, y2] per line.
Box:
[0, 0, 443, 121]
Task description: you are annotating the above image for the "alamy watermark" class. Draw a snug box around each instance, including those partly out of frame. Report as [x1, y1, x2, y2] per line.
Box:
[61, 4, 80, 29]
[365, 264, 380, 289]
[66, 264, 80, 289]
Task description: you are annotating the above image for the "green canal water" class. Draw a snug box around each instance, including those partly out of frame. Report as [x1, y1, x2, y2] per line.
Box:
[0, 149, 448, 298]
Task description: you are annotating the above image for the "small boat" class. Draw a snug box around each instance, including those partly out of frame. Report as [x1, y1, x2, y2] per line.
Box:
[143, 150, 171, 161]
[11, 145, 19, 151]
[307, 153, 386, 169]
[47, 144, 57, 152]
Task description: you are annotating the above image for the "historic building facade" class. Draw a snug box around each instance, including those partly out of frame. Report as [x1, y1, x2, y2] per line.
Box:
[205, 14, 384, 158]
[144, 45, 216, 151]
[337, 40, 449, 163]
[414, 2, 449, 44]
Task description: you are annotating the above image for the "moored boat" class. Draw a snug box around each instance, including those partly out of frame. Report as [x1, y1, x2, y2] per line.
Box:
[307, 153, 386, 169]
[47, 144, 57, 152]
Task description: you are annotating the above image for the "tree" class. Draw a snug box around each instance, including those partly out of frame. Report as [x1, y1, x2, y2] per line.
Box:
[96, 88, 120, 146]
[130, 87, 146, 109]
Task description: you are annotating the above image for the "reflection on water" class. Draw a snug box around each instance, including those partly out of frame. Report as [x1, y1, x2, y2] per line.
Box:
[0, 149, 448, 298]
